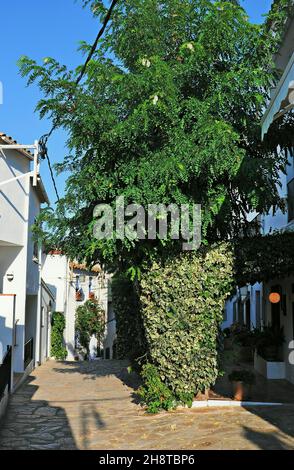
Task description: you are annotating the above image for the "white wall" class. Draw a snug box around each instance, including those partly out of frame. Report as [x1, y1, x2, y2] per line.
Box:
[42, 254, 67, 312]
[104, 301, 116, 359]
[42, 254, 115, 361]
[222, 297, 235, 330]
[26, 187, 41, 295]
[0, 149, 30, 246]
[0, 245, 28, 372]
[0, 147, 47, 373]
[0, 295, 15, 363]
[40, 284, 54, 364]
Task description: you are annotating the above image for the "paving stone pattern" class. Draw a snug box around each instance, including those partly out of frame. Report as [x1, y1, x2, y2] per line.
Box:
[1, 360, 294, 450]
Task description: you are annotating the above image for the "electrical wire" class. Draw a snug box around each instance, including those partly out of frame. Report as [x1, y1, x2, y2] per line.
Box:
[75, 0, 119, 86]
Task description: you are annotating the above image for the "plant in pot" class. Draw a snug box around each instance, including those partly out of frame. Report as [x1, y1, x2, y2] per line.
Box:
[76, 289, 83, 301]
[256, 326, 285, 361]
[225, 323, 255, 362]
[228, 369, 256, 401]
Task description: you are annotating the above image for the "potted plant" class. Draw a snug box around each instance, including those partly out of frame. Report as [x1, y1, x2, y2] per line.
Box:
[76, 289, 83, 301]
[89, 291, 96, 300]
[256, 326, 285, 361]
[228, 369, 255, 401]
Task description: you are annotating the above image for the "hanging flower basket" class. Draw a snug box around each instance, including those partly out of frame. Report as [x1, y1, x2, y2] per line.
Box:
[76, 290, 83, 301]
[89, 292, 96, 300]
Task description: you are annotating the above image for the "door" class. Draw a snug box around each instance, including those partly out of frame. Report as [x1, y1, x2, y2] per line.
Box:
[271, 285, 281, 329]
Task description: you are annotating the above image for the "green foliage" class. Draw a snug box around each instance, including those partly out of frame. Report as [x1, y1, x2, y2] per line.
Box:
[51, 312, 67, 360]
[139, 243, 234, 398]
[111, 273, 146, 360]
[225, 323, 256, 347]
[18, 0, 290, 271]
[234, 232, 294, 286]
[228, 369, 256, 385]
[137, 363, 177, 413]
[75, 300, 105, 355]
[254, 325, 285, 361]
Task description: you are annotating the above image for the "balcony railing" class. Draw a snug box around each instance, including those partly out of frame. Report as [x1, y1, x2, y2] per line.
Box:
[0, 346, 12, 399]
[24, 338, 34, 370]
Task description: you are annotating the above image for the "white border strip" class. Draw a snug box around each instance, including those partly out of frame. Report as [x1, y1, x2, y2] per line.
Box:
[191, 400, 283, 408]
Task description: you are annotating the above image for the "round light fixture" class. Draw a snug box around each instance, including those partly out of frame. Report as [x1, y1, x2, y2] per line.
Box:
[269, 292, 281, 304]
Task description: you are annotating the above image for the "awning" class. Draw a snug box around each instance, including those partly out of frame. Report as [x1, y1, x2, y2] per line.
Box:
[262, 52, 294, 139]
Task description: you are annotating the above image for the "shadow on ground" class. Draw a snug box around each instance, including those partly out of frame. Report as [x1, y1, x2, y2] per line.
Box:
[242, 405, 294, 450]
[52, 359, 143, 403]
[2, 360, 294, 450]
[0, 376, 77, 450]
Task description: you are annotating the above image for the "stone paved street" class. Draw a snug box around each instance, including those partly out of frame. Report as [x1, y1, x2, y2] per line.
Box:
[1, 360, 294, 450]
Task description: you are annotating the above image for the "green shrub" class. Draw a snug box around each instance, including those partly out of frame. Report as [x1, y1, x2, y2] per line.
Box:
[139, 243, 234, 398]
[138, 363, 176, 413]
[255, 325, 285, 361]
[75, 300, 105, 357]
[228, 369, 256, 385]
[112, 274, 146, 361]
[51, 312, 67, 360]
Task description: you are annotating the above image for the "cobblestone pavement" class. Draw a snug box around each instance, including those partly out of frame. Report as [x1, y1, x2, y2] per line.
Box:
[1, 360, 294, 450]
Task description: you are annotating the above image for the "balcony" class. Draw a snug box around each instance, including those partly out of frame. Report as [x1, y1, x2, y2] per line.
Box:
[262, 52, 294, 138]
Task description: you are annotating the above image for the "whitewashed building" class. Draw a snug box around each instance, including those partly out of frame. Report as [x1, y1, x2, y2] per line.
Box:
[42, 253, 116, 361]
[0, 132, 54, 398]
[223, 7, 294, 384]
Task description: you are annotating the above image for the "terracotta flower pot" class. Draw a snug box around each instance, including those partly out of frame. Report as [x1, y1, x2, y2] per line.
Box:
[76, 291, 83, 301]
[232, 381, 250, 401]
[194, 388, 209, 401]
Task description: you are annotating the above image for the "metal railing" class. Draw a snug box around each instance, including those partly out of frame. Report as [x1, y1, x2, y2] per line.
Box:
[24, 338, 34, 370]
[0, 346, 12, 399]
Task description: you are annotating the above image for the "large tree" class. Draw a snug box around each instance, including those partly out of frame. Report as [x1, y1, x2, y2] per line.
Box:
[20, 0, 291, 273]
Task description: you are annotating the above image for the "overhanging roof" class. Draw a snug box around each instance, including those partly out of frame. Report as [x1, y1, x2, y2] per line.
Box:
[261, 52, 294, 139]
[0, 132, 33, 160]
[30, 176, 50, 205]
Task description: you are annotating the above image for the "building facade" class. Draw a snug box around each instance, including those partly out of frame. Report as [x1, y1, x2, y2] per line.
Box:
[0, 132, 53, 391]
[42, 253, 116, 361]
[223, 6, 294, 384]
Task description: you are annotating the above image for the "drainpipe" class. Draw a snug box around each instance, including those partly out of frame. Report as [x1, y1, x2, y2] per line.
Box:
[35, 241, 42, 366]
[10, 295, 16, 393]
[64, 257, 69, 358]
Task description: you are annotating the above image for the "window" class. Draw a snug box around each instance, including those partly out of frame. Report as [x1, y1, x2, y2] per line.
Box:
[41, 306, 45, 327]
[288, 178, 294, 222]
[33, 241, 39, 262]
[75, 275, 80, 291]
[255, 291, 261, 329]
[233, 301, 237, 323]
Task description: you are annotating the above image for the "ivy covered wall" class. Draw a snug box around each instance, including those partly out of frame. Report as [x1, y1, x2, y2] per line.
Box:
[139, 243, 234, 397]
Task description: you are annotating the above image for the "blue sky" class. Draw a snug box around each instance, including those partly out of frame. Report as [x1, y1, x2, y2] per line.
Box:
[0, 0, 273, 205]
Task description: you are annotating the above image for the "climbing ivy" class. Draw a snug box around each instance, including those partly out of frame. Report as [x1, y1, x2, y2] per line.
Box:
[234, 232, 294, 286]
[139, 243, 234, 405]
[51, 312, 67, 360]
[112, 273, 146, 361]
[75, 299, 105, 357]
